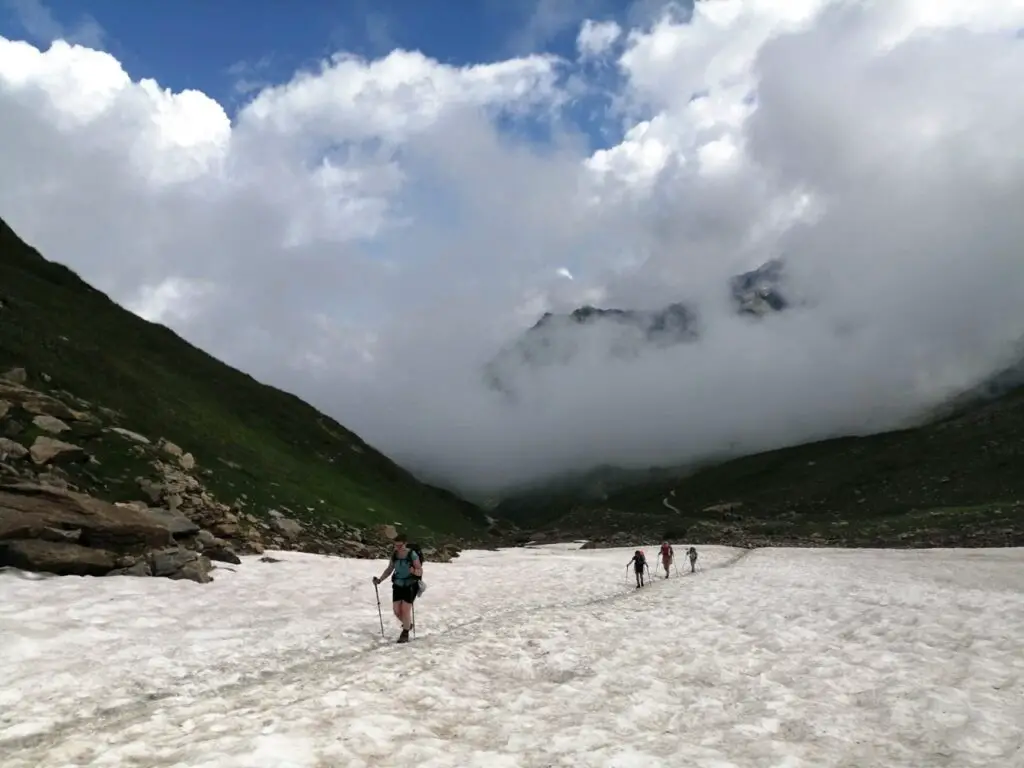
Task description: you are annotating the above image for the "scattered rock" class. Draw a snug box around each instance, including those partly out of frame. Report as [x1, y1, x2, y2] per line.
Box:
[379, 524, 398, 540]
[341, 539, 371, 557]
[35, 471, 70, 490]
[207, 517, 240, 539]
[0, 437, 27, 461]
[179, 452, 196, 470]
[110, 427, 151, 444]
[20, 396, 89, 422]
[140, 507, 201, 538]
[270, 515, 302, 539]
[109, 561, 153, 577]
[0, 400, 9, 419]
[29, 437, 88, 466]
[174, 555, 213, 583]
[703, 502, 744, 514]
[150, 547, 199, 576]
[205, 545, 241, 565]
[136, 477, 164, 503]
[194, 529, 241, 564]
[259, 555, 282, 563]
[32, 414, 70, 434]
[159, 439, 183, 458]
[2, 367, 27, 385]
[196, 529, 218, 548]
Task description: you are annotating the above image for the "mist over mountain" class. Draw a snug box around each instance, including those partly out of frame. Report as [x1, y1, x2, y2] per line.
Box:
[484, 260, 789, 396]
[2, 3, 1024, 501]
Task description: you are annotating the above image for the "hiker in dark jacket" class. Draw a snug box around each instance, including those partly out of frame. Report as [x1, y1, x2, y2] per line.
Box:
[373, 534, 422, 643]
[687, 546, 698, 573]
[628, 549, 649, 588]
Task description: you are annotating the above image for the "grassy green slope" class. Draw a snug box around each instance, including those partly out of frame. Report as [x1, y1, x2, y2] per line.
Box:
[499, 382, 1024, 547]
[0, 216, 487, 537]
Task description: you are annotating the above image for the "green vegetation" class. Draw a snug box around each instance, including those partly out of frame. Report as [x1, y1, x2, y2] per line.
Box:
[499, 384, 1024, 547]
[0, 217, 487, 538]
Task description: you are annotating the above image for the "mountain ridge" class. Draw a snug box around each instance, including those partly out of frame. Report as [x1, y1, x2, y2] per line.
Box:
[0, 215, 489, 545]
[484, 259, 788, 394]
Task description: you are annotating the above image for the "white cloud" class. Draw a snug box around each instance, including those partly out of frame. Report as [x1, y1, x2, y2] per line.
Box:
[577, 19, 622, 58]
[127, 277, 215, 325]
[1, 0, 1024, 498]
[3, 0, 104, 49]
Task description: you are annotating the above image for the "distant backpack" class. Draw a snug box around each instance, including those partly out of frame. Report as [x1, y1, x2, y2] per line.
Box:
[660, 543, 673, 560]
[687, 546, 697, 561]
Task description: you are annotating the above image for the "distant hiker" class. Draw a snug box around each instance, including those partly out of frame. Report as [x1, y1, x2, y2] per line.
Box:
[628, 549, 649, 588]
[372, 534, 422, 643]
[687, 546, 698, 573]
[659, 541, 674, 578]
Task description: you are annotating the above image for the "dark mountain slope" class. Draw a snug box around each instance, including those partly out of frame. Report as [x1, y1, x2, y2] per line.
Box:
[497, 380, 1024, 548]
[0, 216, 487, 539]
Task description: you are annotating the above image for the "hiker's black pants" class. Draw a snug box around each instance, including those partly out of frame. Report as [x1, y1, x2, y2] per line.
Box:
[392, 583, 418, 604]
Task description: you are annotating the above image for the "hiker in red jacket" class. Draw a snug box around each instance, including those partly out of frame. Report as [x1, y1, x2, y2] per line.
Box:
[659, 541, 674, 578]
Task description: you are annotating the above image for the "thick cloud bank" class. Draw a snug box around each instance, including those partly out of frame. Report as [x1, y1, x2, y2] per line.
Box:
[2, 0, 1023, 498]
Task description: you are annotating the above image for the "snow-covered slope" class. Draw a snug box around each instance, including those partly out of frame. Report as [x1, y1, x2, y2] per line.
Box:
[2, 545, 1022, 767]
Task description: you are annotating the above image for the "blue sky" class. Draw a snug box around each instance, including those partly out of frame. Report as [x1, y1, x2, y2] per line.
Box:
[0, 0, 682, 115]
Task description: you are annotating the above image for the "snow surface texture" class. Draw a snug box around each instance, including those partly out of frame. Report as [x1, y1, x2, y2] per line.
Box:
[2, 545, 1023, 767]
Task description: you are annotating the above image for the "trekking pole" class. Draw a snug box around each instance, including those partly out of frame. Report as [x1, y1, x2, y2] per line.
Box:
[373, 581, 385, 637]
[412, 602, 417, 640]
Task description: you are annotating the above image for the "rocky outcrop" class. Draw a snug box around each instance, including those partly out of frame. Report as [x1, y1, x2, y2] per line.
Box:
[0, 483, 213, 582]
[0, 370, 468, 581]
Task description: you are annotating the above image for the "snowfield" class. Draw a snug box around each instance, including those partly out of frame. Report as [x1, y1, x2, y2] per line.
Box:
[2, 544, 1023, 767]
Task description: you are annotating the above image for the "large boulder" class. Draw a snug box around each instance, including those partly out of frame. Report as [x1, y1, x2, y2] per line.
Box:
[0, 483, 172, 549]
[0, 539, 118, 577]
[0, 483, 213, 583]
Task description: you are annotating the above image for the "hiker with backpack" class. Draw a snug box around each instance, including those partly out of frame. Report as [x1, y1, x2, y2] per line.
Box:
[372, 534, 423, 644]
[687, 546, 698, 573]
[659, 541, 674, 579]
[627, 549, 650, 588]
